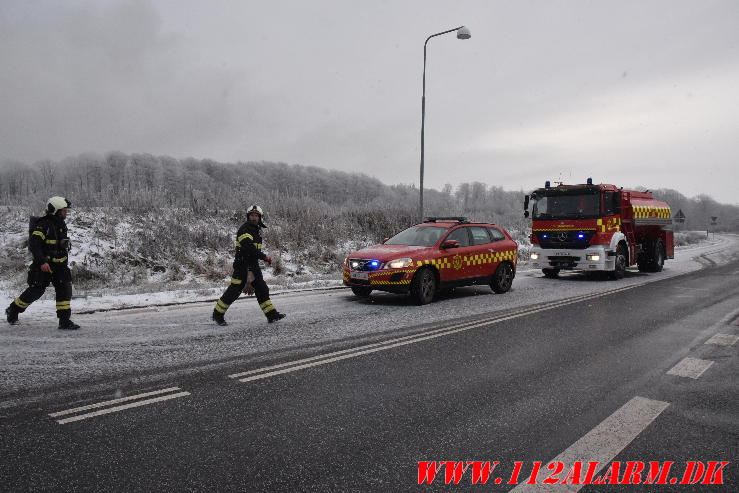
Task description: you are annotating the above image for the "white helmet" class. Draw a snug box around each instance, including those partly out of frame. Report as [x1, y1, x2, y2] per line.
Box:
[246, 204, 266, 227]
[47, 196, 71, 214]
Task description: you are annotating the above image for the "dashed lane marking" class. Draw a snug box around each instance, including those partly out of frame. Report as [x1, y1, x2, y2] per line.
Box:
[509, 396, 670, 492]
[50, 387, 190, 424]
[666, 357, 715, 379]
[705, 333, 739, 346]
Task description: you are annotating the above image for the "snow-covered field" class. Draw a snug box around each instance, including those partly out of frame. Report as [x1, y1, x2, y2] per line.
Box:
[1, 233, 736, 410]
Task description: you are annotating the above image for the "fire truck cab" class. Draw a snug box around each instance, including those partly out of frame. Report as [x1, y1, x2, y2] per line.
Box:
[524, 179, 674, 279]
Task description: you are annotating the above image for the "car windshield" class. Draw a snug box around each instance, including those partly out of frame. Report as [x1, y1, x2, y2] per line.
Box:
[384, 226, 446, 247]
[531, 192, 600, 219]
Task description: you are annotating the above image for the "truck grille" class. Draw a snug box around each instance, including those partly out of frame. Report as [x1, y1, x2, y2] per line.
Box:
[536, 230, 595, 250]
[548, 256, 581, 269]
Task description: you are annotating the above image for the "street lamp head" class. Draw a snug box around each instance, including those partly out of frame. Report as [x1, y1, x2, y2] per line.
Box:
[456, 26, 471, 40]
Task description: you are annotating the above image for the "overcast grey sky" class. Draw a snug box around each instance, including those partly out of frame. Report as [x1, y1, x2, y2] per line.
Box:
[1, 0, 738, 204]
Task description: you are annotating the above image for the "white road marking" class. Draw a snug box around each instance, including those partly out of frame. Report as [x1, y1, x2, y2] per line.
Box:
[667, 357, 715, 379]
[705, 333, 739, 346]
[55, 392, 191, 424]
[233, 285, 638, 383]
[48, 386, 183, 417]
[509, 396, 669, 492]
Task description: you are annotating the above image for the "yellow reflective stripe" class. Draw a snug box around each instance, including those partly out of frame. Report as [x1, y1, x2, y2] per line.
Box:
[238, 233, 253, 243]
[216, 300, 229, 309]
[259, 300, 276, 314]
[56, 301, 71, 309]
[214, 299, 229, 313]
[32, 230, 46, 240]
[45, 239, 58, 244]
[230, 278, 243, 284]
[14, 298, 30, 309]
[51, 257, 67, 262]
[254, 242, 262, 249]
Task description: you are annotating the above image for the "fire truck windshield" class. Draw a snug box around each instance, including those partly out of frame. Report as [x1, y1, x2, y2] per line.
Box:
[531, 192, 600, 220]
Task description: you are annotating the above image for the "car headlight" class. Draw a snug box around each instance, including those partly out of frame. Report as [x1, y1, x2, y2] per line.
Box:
[586, 254, 600, 261]
[530, 253, 539, 260]
[386, 257, 412, 269]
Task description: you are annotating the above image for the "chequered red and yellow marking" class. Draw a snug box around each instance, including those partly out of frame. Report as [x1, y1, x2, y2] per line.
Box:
[632, 205, 671, 219]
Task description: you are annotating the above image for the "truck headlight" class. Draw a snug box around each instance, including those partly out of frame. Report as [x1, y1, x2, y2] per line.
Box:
[586, 254, 600, 261]
[387, 257, 412, 269]
[530, 253, 539, 260]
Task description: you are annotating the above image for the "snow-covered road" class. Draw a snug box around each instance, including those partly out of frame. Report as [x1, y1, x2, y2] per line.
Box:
[1, 234, 737, 408]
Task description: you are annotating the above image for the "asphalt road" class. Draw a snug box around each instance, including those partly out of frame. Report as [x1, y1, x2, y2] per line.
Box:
[1, 255, 737, 491]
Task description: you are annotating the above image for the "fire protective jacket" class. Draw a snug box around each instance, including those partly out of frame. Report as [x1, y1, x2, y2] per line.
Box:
[233, 222, 267, 269]
[29, 214, 70, 266]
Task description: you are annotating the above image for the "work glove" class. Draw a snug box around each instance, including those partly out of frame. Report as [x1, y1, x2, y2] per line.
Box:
[264, 257, 273, 265]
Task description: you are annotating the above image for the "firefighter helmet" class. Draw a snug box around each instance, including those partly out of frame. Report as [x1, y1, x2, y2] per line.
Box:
[246, 204, 267, 227]
[46, 196, 71, 214]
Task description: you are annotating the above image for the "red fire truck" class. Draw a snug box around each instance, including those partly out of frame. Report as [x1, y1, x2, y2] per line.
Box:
[524, 179, 674, 279]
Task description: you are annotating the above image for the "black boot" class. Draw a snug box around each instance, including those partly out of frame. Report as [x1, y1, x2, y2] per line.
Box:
[212, 310, 228, 326]
[58, 319, 80, 330]
[267, 311, 286, 323]
[6, 306, 19, 325]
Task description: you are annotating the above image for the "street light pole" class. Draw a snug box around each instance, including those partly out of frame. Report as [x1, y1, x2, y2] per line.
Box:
[419, 25, 471, 221]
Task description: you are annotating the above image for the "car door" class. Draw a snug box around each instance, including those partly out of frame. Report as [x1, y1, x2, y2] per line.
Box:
[486, 226, 516, 273]
[467, 226, 496, 281]
[440, 226, 475, 282]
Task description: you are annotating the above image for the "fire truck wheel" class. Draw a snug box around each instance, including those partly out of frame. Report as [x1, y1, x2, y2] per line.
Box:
[351, 286, 372, 298]
[410, 268, 437, 305]
[542, 268, 560, 279]
[651, 240, 665, 272]
[610, 245, 628, 280]
[491, 263, 513, 293]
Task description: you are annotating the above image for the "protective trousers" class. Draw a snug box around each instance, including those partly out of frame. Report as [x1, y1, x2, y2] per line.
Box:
[214, 266, 278, 319]
[10, 265, 73, 321]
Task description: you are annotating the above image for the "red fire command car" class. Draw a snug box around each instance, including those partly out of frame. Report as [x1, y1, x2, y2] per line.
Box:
[343, 217, 518, 304]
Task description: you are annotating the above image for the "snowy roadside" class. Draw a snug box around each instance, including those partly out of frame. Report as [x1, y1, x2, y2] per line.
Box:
[0, 235, 731, 315]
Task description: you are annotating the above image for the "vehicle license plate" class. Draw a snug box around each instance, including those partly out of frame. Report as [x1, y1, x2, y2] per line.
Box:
[552, 251, 571, 256]
[351, 271, 369, 280]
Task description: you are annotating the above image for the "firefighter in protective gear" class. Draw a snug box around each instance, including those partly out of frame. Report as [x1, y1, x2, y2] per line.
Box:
[212, 205, 286, 325]
[5, 196, 80, 330]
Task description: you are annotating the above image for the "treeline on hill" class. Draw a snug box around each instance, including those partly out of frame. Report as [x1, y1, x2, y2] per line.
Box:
[0, 152, 531, 235]
[0, 152, 736, 233]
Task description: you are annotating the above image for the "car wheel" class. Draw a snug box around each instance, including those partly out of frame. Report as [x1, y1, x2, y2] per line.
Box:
[542, 268, 560, 279]
[350, 286, 372, 298]
[490, 263, 513, 294]
[410, 268, 437, 305]
[610, 245, 627, 280]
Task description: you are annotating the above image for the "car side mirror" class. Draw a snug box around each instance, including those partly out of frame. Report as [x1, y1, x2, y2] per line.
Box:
[441, 240, 460, 249]
[524, 211, 530, 218]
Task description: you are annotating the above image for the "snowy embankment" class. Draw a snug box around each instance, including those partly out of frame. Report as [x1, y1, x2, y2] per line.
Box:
[0, 205, 367, 310]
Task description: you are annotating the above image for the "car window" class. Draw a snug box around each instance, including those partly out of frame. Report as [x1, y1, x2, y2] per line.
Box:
[487, 227, 505, 242]
[445, 227, 470, 247]
[470, 226, 491, 245]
